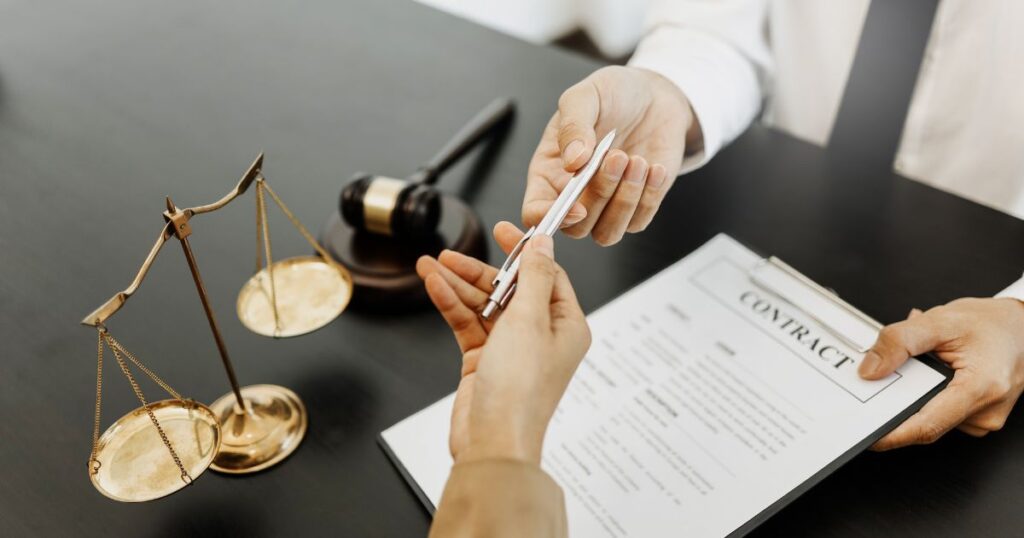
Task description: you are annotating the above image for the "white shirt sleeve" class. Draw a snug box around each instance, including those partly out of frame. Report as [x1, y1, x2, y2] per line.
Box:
[628, 0, 773, 173]
[997, 273, 1024, 302]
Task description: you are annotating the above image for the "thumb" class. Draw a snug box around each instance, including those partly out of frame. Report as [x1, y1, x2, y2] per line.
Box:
[859, 309, 950, 380]
[506, 235, 556, 320]
[556, 82, 600, 171]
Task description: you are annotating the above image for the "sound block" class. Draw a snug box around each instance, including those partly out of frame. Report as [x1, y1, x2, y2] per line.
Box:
[319, 194, 487, 311]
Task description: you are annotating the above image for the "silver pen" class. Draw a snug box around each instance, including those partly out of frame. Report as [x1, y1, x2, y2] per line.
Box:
[481, 130, 617, 320]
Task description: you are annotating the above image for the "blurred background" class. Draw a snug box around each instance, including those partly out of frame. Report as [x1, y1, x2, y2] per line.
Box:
[416, 0, 650, 62]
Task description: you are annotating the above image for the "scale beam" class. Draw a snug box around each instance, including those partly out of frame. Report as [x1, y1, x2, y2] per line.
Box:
[80, 223, 175, 326]
[187, 153, 263, 217]
[80, 153, 265, 327]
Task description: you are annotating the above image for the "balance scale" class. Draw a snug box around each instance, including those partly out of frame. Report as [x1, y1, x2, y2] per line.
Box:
[81, 154, 353, 502]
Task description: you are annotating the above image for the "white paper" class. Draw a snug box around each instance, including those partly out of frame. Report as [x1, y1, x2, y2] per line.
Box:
[381, 234, 946, 537]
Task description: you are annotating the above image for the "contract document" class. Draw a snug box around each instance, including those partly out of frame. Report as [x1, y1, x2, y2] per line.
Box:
[381, 234, 949, 537]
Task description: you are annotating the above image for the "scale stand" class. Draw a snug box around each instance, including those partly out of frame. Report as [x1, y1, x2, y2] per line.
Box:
[162, 195, 307, 473]
[82, 154, 350, 491]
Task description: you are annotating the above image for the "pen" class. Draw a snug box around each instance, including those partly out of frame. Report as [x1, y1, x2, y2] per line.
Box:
[481, 129, 617, 320]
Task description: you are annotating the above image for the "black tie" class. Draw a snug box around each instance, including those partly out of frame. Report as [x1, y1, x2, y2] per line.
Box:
[828, 0, 941, 172]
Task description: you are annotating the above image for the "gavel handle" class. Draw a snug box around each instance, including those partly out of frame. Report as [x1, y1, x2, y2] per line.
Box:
[411, 97, 515, 185]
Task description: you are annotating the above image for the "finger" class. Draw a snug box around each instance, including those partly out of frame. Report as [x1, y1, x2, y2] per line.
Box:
[522, 117, 583, 227]
[438, 244, 577, 314]
[562, 150, 629, 239]
[424, 273, 488, 353]
[522, 194, 586, 229]
[417, 255, 489, 308]
[496, 220, 572, 302]
[506, 234, 556, 322]
[430, 220, 525, 287]
[493, 221, 526, 254]
[556, 82, 600, 171]
[427, 224, 527, 293]
[859, 308, 954, 380]
[591, 156, 648, 246]
[871, 378, 979, 451]
[962, 397, 1017, 433]
[438, 249, 496, 292]
[957, 423, 989, 437]
[549, 259, 585, 323]
[627, 163, 670, 233]
[548, 264, 592, 363]
[563, 202, 587, 227]
[522, 177, 584, 229]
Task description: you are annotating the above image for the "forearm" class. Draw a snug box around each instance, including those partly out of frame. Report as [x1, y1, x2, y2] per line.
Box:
[429, 459, 567, 538]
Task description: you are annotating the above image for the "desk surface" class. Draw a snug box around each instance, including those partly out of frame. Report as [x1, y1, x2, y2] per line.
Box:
[2, 1, 1023, 536]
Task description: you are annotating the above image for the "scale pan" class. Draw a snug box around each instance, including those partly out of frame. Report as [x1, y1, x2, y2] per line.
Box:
[89, 399, 220, 502]
[237, 256, 353, 338]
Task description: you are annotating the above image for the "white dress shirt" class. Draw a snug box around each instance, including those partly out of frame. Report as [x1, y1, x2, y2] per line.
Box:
[628, 0, 1024, 300]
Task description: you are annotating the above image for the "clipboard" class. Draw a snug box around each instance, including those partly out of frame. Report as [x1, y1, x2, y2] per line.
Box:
[732, 245, 952, 536]
[379, 233, 954, 537]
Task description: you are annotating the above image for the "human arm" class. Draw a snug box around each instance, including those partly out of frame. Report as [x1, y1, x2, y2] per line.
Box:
[522, 0, 772, 245]
[418, 222, 591, 537]
[859, 294, 1024, 450]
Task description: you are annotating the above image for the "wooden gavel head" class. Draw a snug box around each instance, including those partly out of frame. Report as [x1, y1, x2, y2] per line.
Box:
[339, 172, 441, 238]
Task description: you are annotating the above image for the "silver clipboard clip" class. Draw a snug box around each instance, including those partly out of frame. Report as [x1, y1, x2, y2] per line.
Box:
[749, 257, 881, 354]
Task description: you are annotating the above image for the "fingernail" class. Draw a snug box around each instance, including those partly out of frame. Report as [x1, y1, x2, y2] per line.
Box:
[606, 152, 628, 177]
[531, 234, 554, 258]
[563, 140, 585, 167]
[625, 157, 648, 183]
[648, 165, 666, 189]
[859, 353, 881, 378]
[565, 205, 586, 223]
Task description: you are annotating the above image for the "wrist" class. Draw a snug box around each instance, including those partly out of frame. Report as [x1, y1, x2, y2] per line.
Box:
[641, 68, 701, 155]
[995, 295, 1024, 358]
[1003, 296, 1024, 344]
[458, 423, 544, 466]
[998, 297, 1024, 322]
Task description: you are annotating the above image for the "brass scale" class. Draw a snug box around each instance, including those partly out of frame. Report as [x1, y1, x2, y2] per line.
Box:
[82, 154, 354, 502]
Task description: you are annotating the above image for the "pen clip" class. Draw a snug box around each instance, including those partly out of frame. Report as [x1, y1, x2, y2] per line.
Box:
[492, 226, 536, 287]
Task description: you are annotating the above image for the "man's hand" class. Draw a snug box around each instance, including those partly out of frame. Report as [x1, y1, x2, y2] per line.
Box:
[522, 66, 698, 246]
[860, 298, 1024, 450]
[416, 222, 591, 464]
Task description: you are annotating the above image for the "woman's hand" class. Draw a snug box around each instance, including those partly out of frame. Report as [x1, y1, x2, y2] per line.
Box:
[522, 66, 698, 245]
[416, 221, 591, 464]
[860, 298, 1024, 450]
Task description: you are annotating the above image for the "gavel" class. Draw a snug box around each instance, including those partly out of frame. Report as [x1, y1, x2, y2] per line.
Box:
[339, 97, 515, 238]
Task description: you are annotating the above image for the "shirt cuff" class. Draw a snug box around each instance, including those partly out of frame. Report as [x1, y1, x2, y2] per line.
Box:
[629, 26, 764, 175]
[996, 274, 1024, 302]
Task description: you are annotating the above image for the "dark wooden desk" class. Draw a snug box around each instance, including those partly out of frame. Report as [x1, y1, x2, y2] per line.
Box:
[2, 1, 1022, 536]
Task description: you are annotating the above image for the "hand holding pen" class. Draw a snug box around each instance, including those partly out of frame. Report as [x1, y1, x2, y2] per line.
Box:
[481, 130, 617, 320]
[415, 222, 591, 464]
[521, 68, 691, 246]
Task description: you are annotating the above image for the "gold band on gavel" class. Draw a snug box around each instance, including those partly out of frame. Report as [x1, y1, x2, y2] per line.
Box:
[362, 177, 407, 236]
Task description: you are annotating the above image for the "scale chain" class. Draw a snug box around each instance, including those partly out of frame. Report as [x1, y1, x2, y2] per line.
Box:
[93, 330, 193, 485]
[255, 178, 265, 275]
[259, 175, 345, 271]
[256, 180, 282, 333]
[106, 333, 184, 401]
[89, 329, 105, 475]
